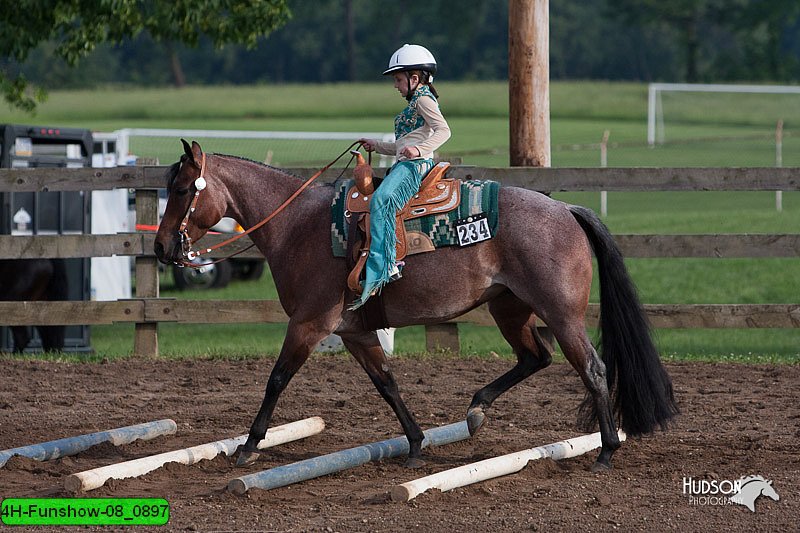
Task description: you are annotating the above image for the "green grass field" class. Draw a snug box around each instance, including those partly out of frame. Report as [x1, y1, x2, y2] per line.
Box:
[2, 81, 798, 363]
[5, 81, 799, 166]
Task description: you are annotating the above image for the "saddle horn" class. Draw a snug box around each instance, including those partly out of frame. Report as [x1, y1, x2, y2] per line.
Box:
[351, 150, 374, 196]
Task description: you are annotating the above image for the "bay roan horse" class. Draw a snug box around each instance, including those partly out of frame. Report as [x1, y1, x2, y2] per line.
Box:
[155, 140, 678, 471]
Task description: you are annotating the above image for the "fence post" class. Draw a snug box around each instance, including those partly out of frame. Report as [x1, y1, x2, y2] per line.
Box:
[135, 188, 159, 357]
[776, 120, 783, 212]
[425, 324, 460, 353]
[600, 129, 610, 217]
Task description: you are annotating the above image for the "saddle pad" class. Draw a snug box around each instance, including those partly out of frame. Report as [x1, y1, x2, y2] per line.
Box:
[330, 178, 500, 258]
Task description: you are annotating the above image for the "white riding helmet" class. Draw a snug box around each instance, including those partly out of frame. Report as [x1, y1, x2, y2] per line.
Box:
[383, 44, 437, 82]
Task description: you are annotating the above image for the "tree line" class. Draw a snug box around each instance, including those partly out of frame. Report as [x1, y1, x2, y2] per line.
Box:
[3, 0, 800, 110]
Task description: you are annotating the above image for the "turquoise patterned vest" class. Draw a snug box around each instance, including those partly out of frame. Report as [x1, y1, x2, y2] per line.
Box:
[394, 85, 437, 140]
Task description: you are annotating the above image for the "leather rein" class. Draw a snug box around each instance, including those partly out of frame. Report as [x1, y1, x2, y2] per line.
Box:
[175, 142, 363, 269]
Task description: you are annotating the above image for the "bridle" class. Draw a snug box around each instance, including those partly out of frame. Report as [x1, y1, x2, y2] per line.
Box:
[174, 143, 363, 269]
[177, 153, 210, 264]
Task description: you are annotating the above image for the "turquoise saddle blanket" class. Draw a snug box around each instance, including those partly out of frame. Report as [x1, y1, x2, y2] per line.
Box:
[330, 178, 500, 258]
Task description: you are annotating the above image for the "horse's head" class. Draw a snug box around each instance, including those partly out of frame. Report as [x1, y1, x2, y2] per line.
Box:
[730, 475, 781, 511]
[154, 140, 227, 265]
[760, 479, 780, 501]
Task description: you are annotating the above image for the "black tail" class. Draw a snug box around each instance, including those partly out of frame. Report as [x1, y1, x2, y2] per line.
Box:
[569, 205, 678, 436]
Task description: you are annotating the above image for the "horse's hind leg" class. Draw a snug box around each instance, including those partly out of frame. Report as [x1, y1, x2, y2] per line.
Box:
[236, 319, 332, 466]
[467, 292, 553, 436]
[555, 321, 620, 471]
[10, 326, 31, 353]
[340, 331, 426, 468]
[38, 325, 65, 352]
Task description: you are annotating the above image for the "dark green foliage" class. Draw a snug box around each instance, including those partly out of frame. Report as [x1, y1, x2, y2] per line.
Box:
[0, 0, 290, 110]
[4, 0, 800, 112]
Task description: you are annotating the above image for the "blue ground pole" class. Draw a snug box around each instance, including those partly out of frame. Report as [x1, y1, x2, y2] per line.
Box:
[228, 421, 471, 494]
[0, 419, 177, 467]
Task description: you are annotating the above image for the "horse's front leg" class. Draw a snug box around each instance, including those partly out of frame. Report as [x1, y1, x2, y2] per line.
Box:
[340, 331, 426, 468]
[236, 319, 332, 466]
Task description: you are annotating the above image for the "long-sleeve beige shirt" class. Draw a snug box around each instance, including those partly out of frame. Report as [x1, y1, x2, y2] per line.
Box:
[373, 94, 451, 161]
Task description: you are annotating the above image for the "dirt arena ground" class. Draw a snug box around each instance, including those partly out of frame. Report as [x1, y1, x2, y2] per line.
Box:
[1, 355, 797, 532]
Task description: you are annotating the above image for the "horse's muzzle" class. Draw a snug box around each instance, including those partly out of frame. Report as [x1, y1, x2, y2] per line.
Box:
[153, 240, 168, 264]
[153, 238, 181, 265]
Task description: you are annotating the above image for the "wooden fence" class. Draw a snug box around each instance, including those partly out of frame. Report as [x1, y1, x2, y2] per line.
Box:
[1, 165, 798, 356]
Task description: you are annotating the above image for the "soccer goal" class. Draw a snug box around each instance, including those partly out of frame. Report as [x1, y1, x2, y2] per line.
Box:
[647, 83, 800, 210]
[647, 83, 800, 146]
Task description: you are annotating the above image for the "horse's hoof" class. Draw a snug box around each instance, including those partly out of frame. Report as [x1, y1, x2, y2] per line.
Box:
[466, 407, 486, 436]
[590, 461, 612, 473]
[235, 449, 260, 467]
[404, 457, 426, 469]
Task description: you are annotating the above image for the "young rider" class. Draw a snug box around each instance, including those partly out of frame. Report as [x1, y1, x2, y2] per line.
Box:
[350, 44, 451, 310]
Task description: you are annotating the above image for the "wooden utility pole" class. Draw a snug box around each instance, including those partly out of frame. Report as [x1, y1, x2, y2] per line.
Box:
[509, 0, 553, 345]
[509, 0, 550, 167]
[345, 0, 357, 82]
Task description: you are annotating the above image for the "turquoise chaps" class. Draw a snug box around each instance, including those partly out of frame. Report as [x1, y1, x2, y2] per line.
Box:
[349, 158, 433, 310]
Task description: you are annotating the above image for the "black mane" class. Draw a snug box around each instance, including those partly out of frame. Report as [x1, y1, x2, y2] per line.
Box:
[163, 152, 332, 191]
[214, 153, 287, 174]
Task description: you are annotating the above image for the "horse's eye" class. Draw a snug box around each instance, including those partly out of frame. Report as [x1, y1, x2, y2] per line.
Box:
[173, 187, 189, 196]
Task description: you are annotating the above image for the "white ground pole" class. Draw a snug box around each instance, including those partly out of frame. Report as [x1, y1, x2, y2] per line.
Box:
[391, 430, 626, 502]
[647, 83, 800, 146]
[64, 417, 325, 493]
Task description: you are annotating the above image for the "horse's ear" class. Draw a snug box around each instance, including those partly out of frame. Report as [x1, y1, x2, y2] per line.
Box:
[191, 141, 204, 167]
[181, 139, 192, 160]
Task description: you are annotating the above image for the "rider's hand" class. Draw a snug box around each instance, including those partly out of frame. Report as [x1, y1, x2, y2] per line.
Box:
[401, 145, 421, 159]
[359, 138, 377, 152]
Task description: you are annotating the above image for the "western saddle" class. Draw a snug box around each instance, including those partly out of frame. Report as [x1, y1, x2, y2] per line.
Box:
[345, 160, 460, 293]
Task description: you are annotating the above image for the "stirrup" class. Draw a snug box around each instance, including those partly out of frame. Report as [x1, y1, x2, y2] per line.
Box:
[389, 261, 405, 281]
